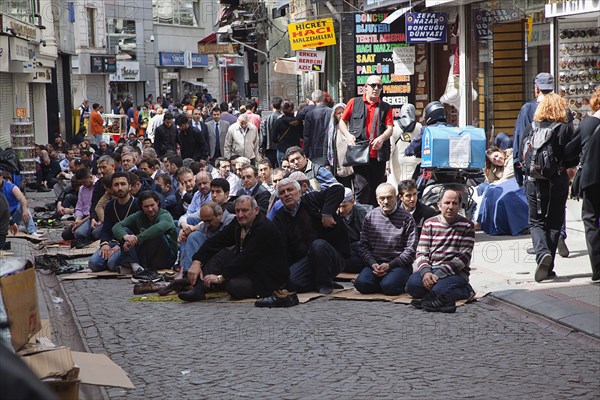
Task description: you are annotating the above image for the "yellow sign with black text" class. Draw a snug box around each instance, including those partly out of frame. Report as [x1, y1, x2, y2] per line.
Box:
[288, 18, 336, 51]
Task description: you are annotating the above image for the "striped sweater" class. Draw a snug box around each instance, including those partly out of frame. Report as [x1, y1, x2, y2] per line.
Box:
[358, 206, 416, 268]
[416, 214, 475, 281]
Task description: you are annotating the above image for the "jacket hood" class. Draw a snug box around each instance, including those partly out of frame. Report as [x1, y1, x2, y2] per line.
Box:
[399, 104, 417, 133]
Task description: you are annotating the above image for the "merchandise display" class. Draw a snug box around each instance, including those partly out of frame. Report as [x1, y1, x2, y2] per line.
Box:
[10, 120, 36, 183]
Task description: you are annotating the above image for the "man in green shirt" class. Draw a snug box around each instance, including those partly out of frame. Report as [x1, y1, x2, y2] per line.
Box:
[113, 190, 178, 281]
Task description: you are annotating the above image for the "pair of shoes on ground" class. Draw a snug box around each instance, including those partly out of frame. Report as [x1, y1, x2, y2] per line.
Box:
[178, 282, 206, 302]
[255, 289, 299, 308]
[133, 281, 165, 295]
[410, 292, 457, 313]
[131, 269, 164, 283]
[158, 279, 191, 296]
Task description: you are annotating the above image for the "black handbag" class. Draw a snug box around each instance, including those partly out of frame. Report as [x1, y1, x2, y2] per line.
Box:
[343, 140, 370, 166]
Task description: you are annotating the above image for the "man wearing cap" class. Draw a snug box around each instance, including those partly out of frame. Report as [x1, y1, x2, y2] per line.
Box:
[338, 187, 369, 273]
[513, 72, 572, 258]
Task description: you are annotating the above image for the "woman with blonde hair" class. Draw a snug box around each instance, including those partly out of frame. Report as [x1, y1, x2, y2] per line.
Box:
[483, 146, 513, 184]
[525, 93, 577, 282]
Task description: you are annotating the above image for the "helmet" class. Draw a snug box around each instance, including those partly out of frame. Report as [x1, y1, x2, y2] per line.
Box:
[423, 101, 446, 125]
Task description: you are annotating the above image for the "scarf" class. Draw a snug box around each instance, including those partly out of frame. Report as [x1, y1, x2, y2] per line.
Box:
[327, 103, 346, 165]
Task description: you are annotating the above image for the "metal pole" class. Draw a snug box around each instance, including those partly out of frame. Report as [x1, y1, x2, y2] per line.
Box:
[229, 37, 270, 102]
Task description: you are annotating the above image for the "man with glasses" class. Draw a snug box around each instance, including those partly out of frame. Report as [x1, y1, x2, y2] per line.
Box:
[338, 75, 394, 206]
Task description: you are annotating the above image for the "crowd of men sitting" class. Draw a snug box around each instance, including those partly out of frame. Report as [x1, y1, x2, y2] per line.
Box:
[0, 130, 474, 313]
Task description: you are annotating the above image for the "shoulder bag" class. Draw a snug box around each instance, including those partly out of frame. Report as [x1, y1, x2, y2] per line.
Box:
[343, 106, 378, 167]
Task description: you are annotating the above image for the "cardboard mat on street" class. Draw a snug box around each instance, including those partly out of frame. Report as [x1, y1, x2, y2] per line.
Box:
[60, 269, 176, 280]
[331, 289, 480, 306]
[8, 231, 45, 243]
[34, 241, 100, 258]
[129, 289, 348, 304]
[335, 272, 358, 281]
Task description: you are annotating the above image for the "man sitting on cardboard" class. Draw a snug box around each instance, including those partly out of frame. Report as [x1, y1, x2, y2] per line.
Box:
[405, 189, 475, 313]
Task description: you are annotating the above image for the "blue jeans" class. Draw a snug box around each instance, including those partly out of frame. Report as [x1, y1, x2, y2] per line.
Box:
[88, 242, 122, 272]
[182, 230, 208, 272]
[186, 215, 201, 226]
[11, 204, 36, 234]
[405, 270, 474, 301]
[288, 239, 345, 293]
[354, 266, 412, 296]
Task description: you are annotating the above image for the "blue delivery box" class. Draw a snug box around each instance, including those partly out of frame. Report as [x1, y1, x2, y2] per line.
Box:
[421, 125, 486, 169]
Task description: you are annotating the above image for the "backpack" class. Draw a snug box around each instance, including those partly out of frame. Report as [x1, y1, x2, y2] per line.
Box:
[519, 121, 560, 180]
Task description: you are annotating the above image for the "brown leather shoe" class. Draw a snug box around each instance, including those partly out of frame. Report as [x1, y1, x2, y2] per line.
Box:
[157, 278, 191, 296]
[133, 281, 161, 295]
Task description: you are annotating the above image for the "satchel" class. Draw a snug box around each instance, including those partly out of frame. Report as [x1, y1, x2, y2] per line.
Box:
[343, 140, 370, 166]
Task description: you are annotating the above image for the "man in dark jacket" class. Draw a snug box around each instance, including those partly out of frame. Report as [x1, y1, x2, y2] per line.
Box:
[176, 114, 209, 161]
[273, 179, 349, 294]
[398, 179, 438, 240]
[153, 113, 178, 158]
[303, 90, 332, 165]
[180, 195, 289, 301]
[338, 188, 369, 273]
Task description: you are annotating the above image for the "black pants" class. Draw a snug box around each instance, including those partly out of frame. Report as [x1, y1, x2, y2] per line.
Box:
[344, 242, 364, 273]
[288, 239, 345, 292]
[353, 159, 386, 206]
[264, 149, 278, 168]
[202, 248, 258, 299]
[582, 183, 600, 280]
[526, 173, 569, 272]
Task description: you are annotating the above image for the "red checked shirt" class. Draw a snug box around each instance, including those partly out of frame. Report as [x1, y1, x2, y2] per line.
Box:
[341, 94, 394, 158]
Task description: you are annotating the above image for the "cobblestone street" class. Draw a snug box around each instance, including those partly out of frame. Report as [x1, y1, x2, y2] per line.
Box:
[57, 278, 599, 399]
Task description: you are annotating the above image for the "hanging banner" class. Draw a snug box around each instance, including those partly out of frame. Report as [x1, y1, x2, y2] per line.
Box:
[288, 18, 336, 50]
[354, 13, 414, 118]
[405, 12, 447, 44]
[296, 50, 325, 72]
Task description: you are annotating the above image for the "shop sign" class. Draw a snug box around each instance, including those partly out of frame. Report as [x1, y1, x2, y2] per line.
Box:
[295, 50, 325, 72]
[197, 43, 240, 54]
[0, 36, 8, 72]
[488, 8, 521, 23]
[474, 11, 492, 40]
[545, 0, 600, 18]
[363, 0, 404, 12]
[109, 61, 140, 81]
[9, 37, 29, 62]
[405, 12, 447, 44]
[90, 55, 116, 73]
[354, 13, 414, 118]
[31, 68, 52, 83]
[0, 14, 38, 41]
[16, 108, 27, 117]
[288, 18, 336, 50]
[392, 46, 415, 76]
[218, 56, 244, 67]
[162, 72, 179, 80]
[191, 53, 209, 67]
[159, 52, 185, 67]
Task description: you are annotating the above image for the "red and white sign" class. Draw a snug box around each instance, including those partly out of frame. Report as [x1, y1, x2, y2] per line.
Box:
[295, 50, 325, 73]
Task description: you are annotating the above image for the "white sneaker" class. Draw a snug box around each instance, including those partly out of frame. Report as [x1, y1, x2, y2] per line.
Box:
[29, 232, 45, 238]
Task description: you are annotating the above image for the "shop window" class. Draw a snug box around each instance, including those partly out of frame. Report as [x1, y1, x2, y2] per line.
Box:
[107, 19, 137, 61]
[152, 0, 198, 26]
[0, 0, 33, 23]
[87, 7, 96, 48]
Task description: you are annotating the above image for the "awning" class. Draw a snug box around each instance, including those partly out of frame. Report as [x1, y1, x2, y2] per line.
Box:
[198, 32, 216, 44]
[182, 80, 208, 87]
[274, 57, 301, 75]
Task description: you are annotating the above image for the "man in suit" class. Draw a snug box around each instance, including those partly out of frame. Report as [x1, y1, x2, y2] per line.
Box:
[176, 114, 209, 161]
[206, 107, 230, 163]
[238, 165, 270, 214]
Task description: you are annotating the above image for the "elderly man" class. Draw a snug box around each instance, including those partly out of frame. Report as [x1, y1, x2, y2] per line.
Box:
[285, 146, 337, 191]
[338, 188, 369, 273]
[224, 113, 259, 163]
[339, 75, 394, 205]
[179, 196, 289, 302]
[121, 152, 137, 173]
[405, 189, 475, 313]
[238, 165, 270, 213]
[354, 183, 416, 295]
[113, 190, 178, 281]
[273, 179, 349, 294]
[178, 170, 212, 231]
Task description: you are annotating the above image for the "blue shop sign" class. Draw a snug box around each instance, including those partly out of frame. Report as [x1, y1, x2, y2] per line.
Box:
[159, 52, 208, 67]
[160, 52, 185, 66]
[405, 12, 447, 44]
[191, 53, 208, 67]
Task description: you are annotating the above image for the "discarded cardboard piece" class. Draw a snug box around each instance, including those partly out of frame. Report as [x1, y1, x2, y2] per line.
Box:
[38, 241, 100, 258]
[0, 262, 42, 351]
[9, 231, 45, 242]
[330, 289, 402, 302]
[335, 272, 359, 281]
[71, 351, 135, 389]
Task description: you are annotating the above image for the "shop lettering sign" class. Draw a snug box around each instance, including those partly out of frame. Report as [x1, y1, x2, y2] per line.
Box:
[545, 0, 600, 18]
[288, 18, 336, 50]
[405, 12, 447, 44]
[354, 13, 414, 118]
[295, 50, 325, 72]
[474, 11, 492, 40]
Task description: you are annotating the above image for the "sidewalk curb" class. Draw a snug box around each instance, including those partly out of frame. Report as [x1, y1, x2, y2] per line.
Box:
[37, 270, 109, 400]
[480, 295, 600, 347]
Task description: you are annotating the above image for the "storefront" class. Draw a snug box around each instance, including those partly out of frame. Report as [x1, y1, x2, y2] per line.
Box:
[158, 51, 209, 100]
[109, 60, 142, 106]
